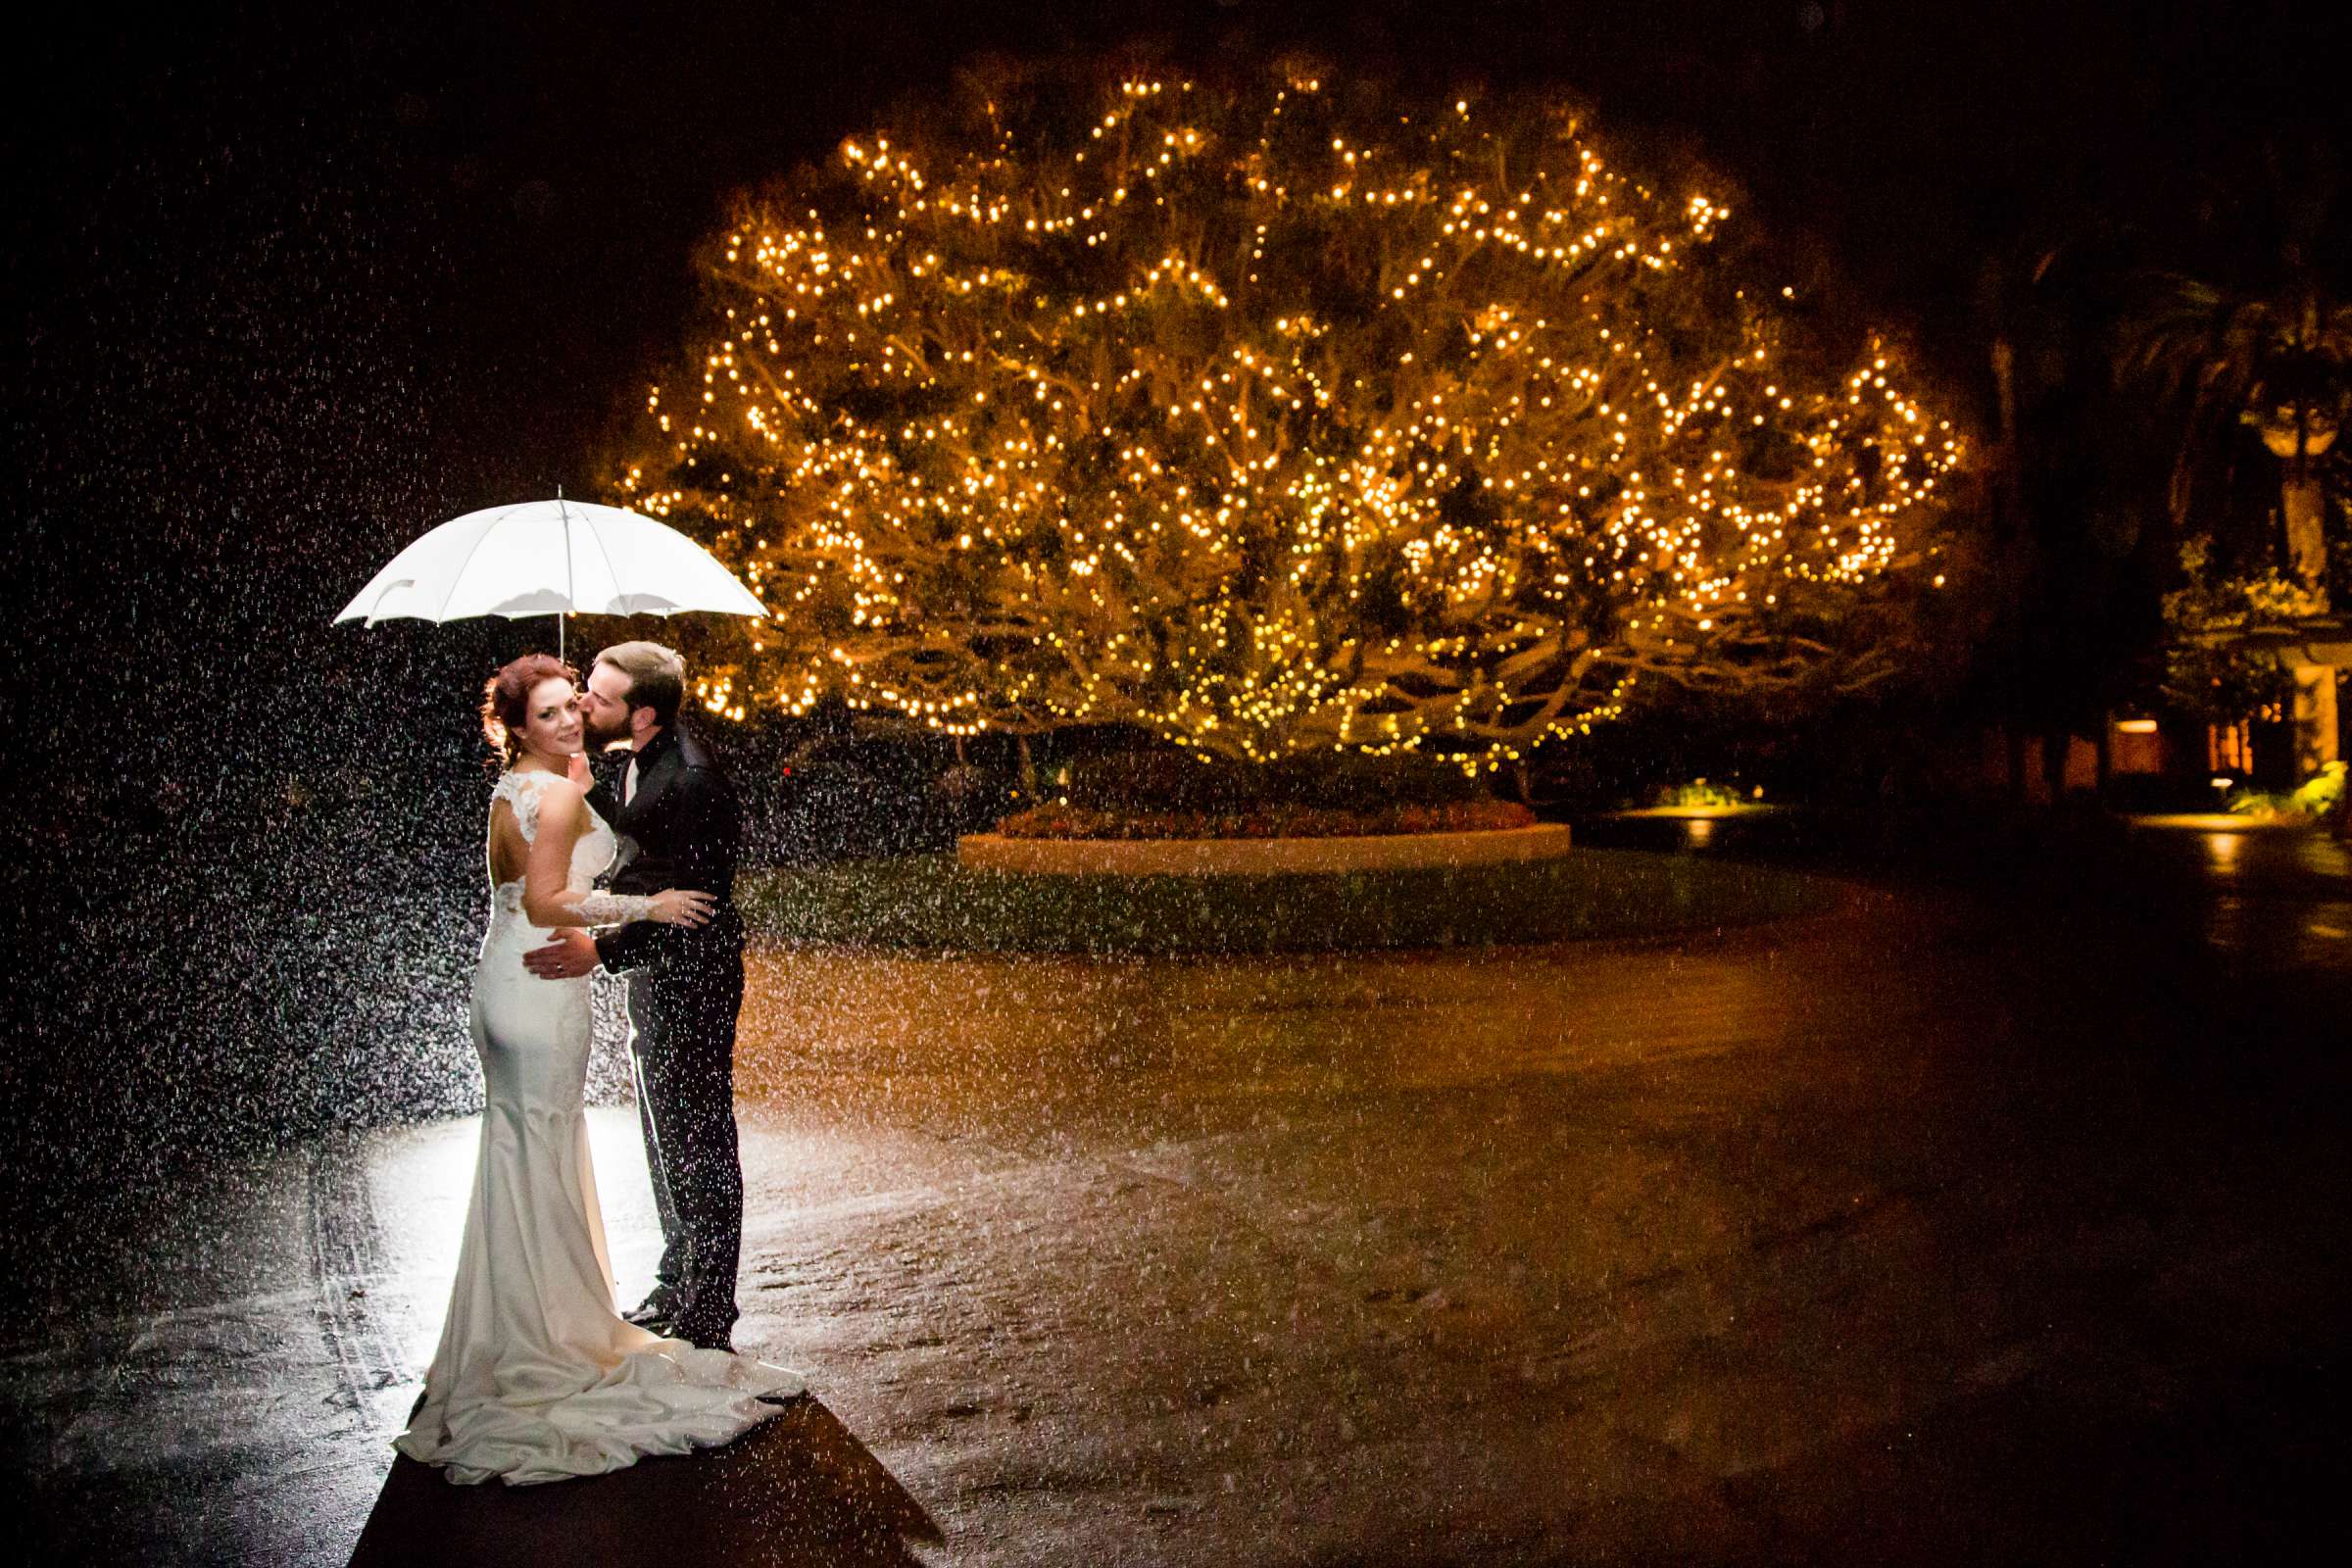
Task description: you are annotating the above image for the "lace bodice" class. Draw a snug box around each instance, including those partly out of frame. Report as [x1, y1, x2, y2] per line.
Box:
[490, 768, 617, 923]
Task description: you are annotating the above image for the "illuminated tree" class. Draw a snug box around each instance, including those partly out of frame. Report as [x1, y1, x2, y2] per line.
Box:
[621, 63, 1964, 768]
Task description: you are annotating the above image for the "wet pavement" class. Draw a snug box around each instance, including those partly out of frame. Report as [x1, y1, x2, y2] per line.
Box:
[6, 821, 2349, 1565]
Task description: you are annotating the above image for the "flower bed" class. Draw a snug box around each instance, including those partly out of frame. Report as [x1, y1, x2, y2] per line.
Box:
[995, 798, 1536, 840]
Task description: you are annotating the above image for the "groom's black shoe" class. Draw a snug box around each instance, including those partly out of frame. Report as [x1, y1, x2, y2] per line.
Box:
[622, 1295, 676, 1332]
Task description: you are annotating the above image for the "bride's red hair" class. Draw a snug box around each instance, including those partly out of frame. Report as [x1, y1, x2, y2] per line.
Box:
[479, 654, 579, 769]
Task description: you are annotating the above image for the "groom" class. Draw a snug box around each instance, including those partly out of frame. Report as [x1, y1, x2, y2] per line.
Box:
[525, 640, 748, 1350]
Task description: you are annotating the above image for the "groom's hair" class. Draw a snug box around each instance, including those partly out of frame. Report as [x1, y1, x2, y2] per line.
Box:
[596, 641, 686, 726]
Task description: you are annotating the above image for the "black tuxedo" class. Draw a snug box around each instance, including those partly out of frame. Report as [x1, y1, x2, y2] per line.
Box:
[589, 725, 743, 972]
[586, 724, 746, 1342]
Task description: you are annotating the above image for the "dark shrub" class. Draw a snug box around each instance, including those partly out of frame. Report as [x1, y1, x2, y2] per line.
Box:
[757, 733, 969, 862]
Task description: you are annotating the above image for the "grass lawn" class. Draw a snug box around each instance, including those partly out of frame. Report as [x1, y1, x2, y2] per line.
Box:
[738, 848, 1840, 956]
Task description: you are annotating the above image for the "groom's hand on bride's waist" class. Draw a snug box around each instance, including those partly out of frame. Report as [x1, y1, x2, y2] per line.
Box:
[523, 928, 600, 980]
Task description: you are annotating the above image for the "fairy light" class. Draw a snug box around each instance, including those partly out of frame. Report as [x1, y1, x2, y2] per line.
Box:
[620, 72, 1964, 767]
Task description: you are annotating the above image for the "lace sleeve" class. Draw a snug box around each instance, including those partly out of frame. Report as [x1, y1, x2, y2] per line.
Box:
[573, 891, 658, 924]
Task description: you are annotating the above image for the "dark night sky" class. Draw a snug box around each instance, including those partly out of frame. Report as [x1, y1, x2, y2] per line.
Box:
[18, 1, 2346, 506]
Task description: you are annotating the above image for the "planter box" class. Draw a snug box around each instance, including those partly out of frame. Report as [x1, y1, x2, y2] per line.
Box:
[957, 822, 1573, 875]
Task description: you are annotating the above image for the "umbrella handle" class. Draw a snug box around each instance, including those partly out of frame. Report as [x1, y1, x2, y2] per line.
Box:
[556, 484, 571, 665]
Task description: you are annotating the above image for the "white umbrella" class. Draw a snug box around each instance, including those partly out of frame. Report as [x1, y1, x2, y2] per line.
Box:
[333, 494, 767, 656]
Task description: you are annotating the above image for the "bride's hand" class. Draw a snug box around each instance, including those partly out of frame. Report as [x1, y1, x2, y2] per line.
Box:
[649, 889, 716, 928]
[567, 750, 593, 791]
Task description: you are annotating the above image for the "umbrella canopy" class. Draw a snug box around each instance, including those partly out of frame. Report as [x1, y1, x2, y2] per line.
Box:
[333, 498, 767, 626]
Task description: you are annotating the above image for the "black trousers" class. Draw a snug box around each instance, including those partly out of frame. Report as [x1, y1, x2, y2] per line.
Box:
[624, 923, 746, 1339]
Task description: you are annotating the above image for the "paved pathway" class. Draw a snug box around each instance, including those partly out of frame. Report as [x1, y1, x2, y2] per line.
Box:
[8, 833, 2348, 1564]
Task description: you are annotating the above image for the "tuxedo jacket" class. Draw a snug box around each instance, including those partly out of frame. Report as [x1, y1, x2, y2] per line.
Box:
[586, 724, 743, 973]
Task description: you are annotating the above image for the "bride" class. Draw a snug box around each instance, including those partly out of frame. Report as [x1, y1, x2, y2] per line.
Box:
[394, 654, 803, 1487]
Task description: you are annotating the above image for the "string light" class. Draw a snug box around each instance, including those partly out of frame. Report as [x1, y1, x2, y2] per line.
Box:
[621, 71, 1964, 769]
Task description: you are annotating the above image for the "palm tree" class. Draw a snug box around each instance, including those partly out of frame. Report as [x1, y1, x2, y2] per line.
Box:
[2120, 148, 2351, 773]
[2120, 152, 2349, 603]
[2127, 273, 2346, 597]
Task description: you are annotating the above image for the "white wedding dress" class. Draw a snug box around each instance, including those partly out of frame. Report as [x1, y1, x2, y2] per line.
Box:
[393, 767, 802, 1486]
